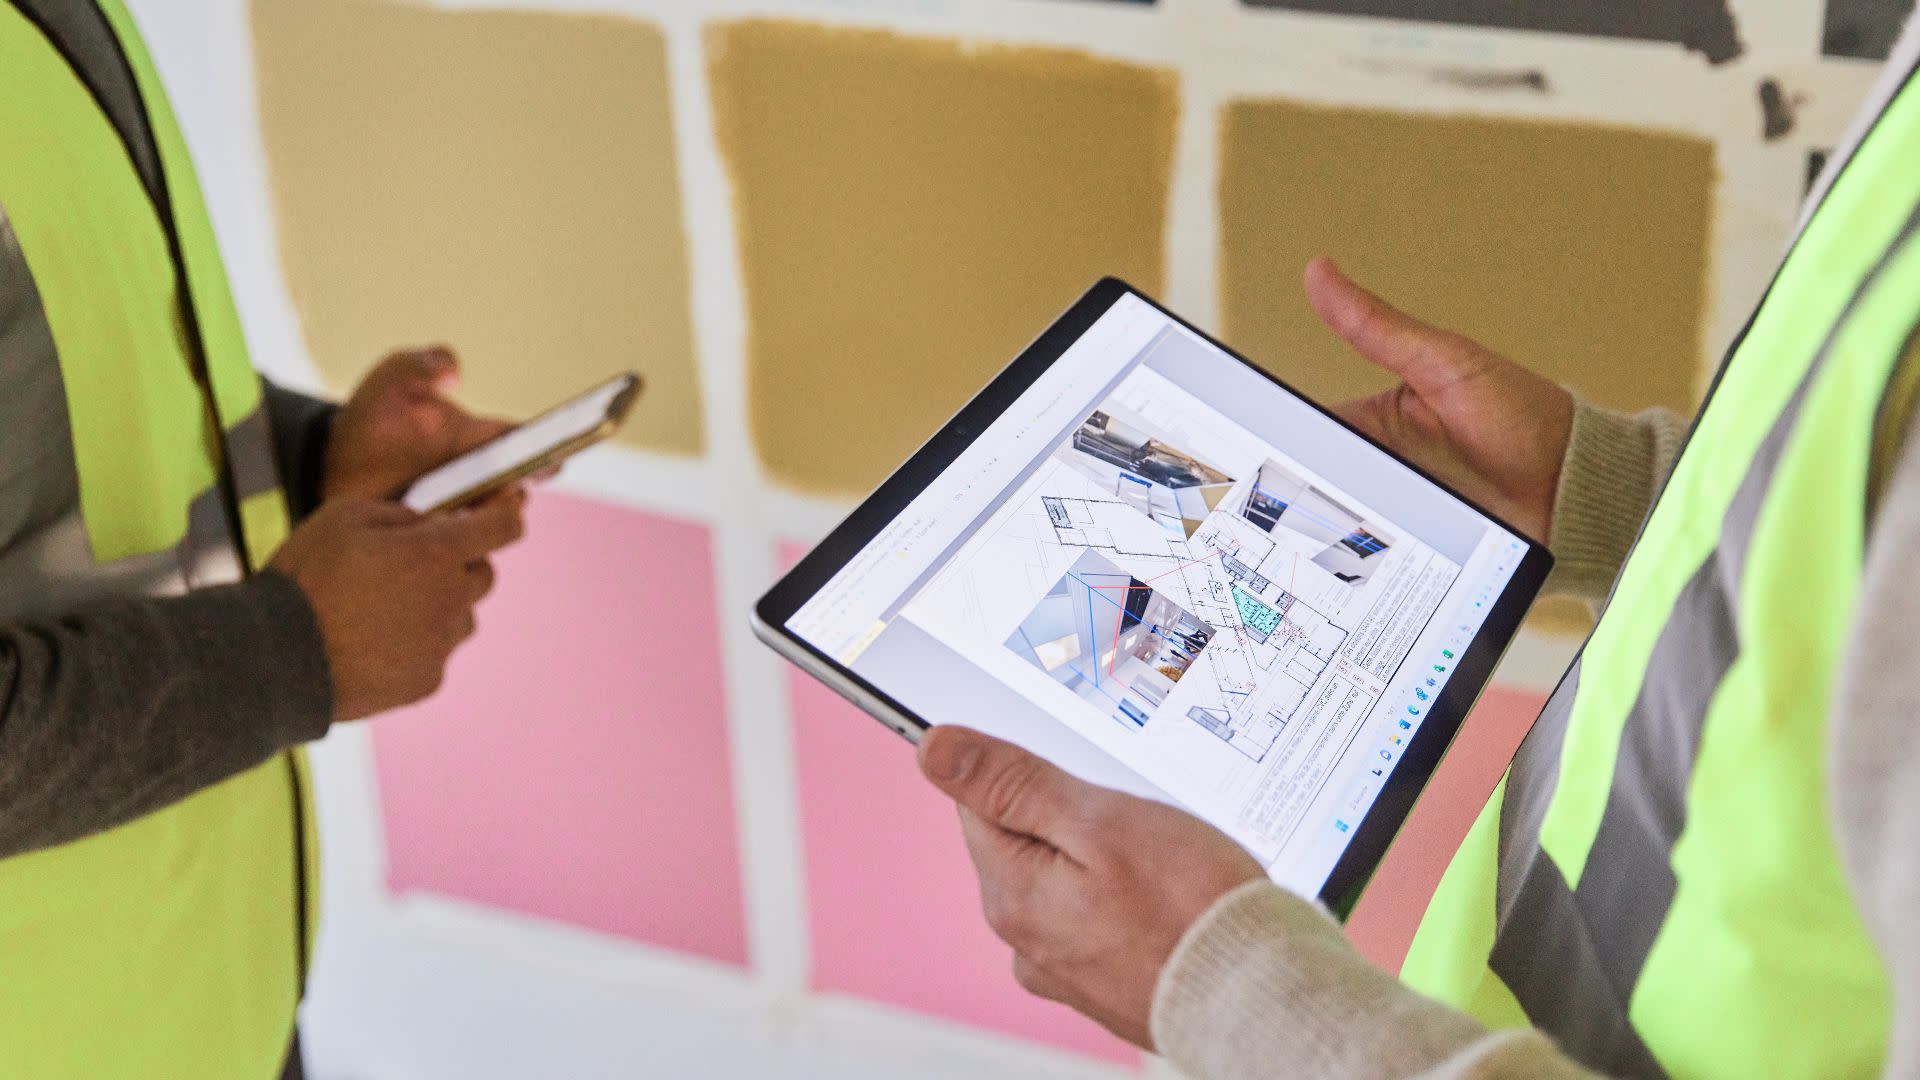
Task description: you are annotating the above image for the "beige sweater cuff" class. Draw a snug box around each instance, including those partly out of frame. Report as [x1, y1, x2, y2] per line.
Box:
[1150, 881, 1599, 1079]
[1150, 880, 1489, 1078]
[1543, 401, 1687, 605]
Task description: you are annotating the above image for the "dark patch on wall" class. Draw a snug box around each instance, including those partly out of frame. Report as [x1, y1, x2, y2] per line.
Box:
[1242, 0, 1744, 64]
[1350, 58, 1550, 92]
[1807, 148, 1831, 195]
[1431, 65, 1549, 91]
[1822, 0, 1915, 59]
[1758, 78, 1800, 140]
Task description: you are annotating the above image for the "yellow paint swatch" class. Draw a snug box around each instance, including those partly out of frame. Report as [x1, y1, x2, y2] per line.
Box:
[710, 20, 1177, 494]
[1219, 100, 1716, 418]
[252, 0, 702, 454]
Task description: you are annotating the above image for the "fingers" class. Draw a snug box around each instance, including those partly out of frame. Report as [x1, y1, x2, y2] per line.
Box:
[465, 559, 497, 605]
[958, 807, 1066, 953]
[919, 726, 1100, 851]
[424, 488, 528, 561]
[1302, 257, 1485, 396]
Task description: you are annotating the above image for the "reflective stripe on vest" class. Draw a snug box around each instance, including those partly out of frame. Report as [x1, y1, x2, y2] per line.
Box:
[0, 4, 317, 1077]
[1401, 68, 1920, 1078]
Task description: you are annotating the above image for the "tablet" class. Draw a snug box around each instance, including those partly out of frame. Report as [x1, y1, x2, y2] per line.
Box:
[753, 280, 1550, 913]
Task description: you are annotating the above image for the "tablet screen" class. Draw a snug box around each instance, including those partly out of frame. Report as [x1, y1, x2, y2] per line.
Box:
[776, 287, 1538, 903]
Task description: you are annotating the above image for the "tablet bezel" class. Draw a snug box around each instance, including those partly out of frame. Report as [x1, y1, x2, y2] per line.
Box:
[754, 277, 1553, 914]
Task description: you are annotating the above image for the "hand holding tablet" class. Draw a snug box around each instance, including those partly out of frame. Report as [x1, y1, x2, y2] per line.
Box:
[756, 279, 1549, 913]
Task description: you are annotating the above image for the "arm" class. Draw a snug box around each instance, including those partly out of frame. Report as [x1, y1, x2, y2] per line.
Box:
[1139, 400, 1691, 1078]
[1149, 392, 1920, 1080]
[0, 488, 532, 859]
[263, 381, 337, 522]
[911, 724, 1607, 1078]
[916, 262, 1715, 1077]
[0, 572, 332, 857]
[1152, 881, 1594, 1079]
[0, 349, 523, 857]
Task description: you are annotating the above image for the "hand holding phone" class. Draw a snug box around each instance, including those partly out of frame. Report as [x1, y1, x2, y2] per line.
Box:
[401, 372, 642, 513]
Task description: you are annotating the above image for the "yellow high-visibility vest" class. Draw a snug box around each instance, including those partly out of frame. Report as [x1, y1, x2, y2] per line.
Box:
[0, 3, 317, 1075]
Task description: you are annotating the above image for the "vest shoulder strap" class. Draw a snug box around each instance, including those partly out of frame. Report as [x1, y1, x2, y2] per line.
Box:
[1, 1, 159, 209]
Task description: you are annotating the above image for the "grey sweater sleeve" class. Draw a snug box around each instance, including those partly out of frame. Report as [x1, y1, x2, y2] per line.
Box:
[263, 382, 337, 522]
[0, 570, 334, 858]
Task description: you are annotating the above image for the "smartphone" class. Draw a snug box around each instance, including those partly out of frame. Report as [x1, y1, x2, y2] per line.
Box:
[401, 371, 643, 513]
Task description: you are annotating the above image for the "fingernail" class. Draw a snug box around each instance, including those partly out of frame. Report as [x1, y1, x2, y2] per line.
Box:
[923, 730, 977, 783]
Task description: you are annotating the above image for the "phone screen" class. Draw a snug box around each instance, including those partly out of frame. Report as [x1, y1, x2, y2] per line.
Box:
[401, 375, 634, 513]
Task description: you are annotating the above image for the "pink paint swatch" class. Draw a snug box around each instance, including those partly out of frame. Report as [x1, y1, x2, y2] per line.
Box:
[789, 670, 1142, 1065]
[1344, 685, 1549, 972]
[781, 546, 1138, 1065]
[372, 493, 747, 967]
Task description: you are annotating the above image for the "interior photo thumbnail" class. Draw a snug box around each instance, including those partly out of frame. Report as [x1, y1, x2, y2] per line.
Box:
[1240, 459, 1391, 586]
[1056, 405, 1236, 538]
[1005, 549, 1216, 729]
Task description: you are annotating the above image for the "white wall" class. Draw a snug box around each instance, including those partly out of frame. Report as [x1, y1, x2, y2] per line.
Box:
[126, 1, 1885, 1076]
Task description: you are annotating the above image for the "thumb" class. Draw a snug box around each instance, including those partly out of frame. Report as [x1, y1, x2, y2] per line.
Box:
[1303, 257, 1486, 398]
[919, 726, 1095, 848]
[395, 345, 460, 390]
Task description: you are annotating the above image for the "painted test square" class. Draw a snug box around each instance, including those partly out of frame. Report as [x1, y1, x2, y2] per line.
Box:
[710, 20, 1178, 495]
[372, 494, 746, 967]
[252, 0, 704, 456]
[1218, 99, 1716, 420]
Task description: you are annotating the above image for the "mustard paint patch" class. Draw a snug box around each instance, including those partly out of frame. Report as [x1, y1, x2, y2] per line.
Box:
[252, 0, 703, 455]
[710, 20, 1177, 495]
[1219, 99, 1716, 421]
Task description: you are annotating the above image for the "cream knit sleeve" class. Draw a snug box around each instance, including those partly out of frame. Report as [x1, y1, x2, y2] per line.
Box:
[1542, 402, 1687, 604]
[1148, 879, 1598, 1080]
